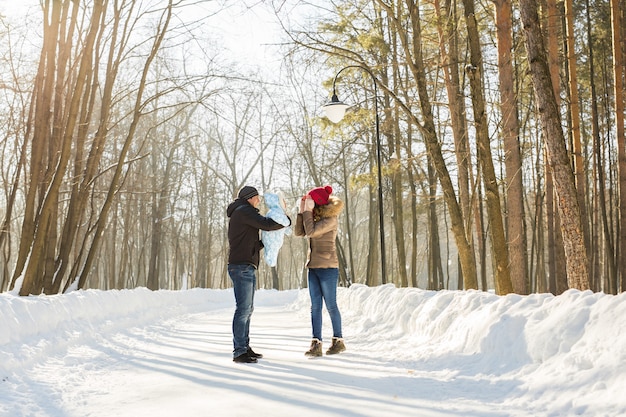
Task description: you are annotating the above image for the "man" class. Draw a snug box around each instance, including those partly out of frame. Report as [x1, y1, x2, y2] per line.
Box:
[226, 185, 290, 363]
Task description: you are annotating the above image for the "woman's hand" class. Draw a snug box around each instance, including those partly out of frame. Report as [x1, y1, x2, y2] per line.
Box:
[299, 196, 306, 213]
[303, 195, 315, 212]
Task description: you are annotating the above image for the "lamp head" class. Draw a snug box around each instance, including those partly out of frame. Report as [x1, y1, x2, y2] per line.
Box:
[323, 93, 349, 123]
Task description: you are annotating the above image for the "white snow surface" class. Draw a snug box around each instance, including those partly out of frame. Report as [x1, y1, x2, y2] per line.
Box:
[1, 284, 624, 417]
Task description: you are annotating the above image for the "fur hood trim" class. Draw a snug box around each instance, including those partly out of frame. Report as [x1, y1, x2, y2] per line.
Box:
[314, 196, 344, 219]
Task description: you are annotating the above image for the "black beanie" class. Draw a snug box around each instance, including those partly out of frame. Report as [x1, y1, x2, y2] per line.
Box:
[238, 186, 259, 200]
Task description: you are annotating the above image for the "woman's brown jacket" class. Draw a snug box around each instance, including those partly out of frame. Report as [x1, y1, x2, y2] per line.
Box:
[294, 196, 344, 269]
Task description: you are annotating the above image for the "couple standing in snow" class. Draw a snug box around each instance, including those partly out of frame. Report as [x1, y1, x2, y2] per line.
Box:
[225, 185, 346, 363]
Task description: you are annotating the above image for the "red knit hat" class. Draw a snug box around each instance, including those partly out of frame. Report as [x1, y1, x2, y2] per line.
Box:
[308, 185, 333, 206]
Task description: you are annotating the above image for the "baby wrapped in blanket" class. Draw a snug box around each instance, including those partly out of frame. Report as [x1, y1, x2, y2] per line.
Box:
[261, 192, 292, 267]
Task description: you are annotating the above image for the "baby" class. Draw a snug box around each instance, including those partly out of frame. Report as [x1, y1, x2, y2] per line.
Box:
[261, 192, 292, 267]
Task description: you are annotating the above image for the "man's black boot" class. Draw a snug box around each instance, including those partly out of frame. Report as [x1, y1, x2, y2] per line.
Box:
[247, 347, 263, 359]
[233, 352, 257, 363]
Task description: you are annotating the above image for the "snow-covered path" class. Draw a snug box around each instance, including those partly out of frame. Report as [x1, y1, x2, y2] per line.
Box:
[2, 286, 625, 417]
[8, 307, 469, 417]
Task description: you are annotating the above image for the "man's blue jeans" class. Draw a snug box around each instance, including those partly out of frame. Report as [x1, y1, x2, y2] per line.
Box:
[228, 264, 256, 358]
[308, 267, 342, 341]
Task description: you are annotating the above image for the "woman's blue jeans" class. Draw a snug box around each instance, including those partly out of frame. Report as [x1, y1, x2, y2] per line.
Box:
[308, 267, 342, 341]
[228, 264, 256, 358]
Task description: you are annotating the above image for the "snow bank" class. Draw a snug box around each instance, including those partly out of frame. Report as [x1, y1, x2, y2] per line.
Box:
[330, 284, 626, 415]
[329, 285, 626, 372]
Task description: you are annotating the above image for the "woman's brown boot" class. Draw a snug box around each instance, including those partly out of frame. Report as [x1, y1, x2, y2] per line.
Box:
[305, 338, 322, 357]
[326, 337, 346, 355]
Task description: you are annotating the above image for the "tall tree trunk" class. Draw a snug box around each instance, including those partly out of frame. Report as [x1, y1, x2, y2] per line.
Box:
[10, 0, 60, 291]
[406, 126, 419, 288]
[586, 0, 616, 292]
[564, 0, 591, 268]
[493, 0, 529, 294]
[518, 0, 590, 290]
[433, 0, 475, 289]
[544, 0, 568, 294]
[531, 135, 548, 292]
[461, 0, 513, 294]
[381, 5, 409, 287]
[427, 155, 445, 290]
[611, 0, 626, 293]
[366, 151, 379, 287]
[147, 141, 173, 291]
[475, 181, 488, 291]
[391, 141, 409, 287]
[341, 146, 356, 286]
[195, 169, 209, 288]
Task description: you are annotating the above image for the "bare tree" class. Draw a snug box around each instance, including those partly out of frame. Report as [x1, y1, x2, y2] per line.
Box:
[564, 0, 591, 268]
[461, 0, 513, 294]
[611, 0, 626, 293]
[13, 0, 107, 295]
[492, 0, 529, 294]
[518, 0, 590, 290]
[433, 0, 475, 290]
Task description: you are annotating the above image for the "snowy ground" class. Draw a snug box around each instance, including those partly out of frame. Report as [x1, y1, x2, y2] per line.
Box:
[1, 284, 624, 417]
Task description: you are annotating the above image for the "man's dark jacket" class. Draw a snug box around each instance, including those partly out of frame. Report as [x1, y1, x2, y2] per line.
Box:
[227, 198, 288, 268]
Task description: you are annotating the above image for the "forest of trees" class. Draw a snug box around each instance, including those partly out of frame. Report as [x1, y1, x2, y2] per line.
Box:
[0, 0, 624, 296]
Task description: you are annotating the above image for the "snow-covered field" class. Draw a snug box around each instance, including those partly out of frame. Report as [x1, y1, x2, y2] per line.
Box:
[1, 284, 624, 417]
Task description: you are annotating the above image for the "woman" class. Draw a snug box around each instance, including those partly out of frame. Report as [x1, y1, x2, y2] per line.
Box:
[295, 185, 346, 356]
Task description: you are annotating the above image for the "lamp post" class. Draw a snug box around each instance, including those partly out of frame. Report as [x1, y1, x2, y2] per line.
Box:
[322, 65, 386, 285]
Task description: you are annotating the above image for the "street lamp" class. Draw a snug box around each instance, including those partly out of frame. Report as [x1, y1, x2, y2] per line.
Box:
[322, 65, 387, 285]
